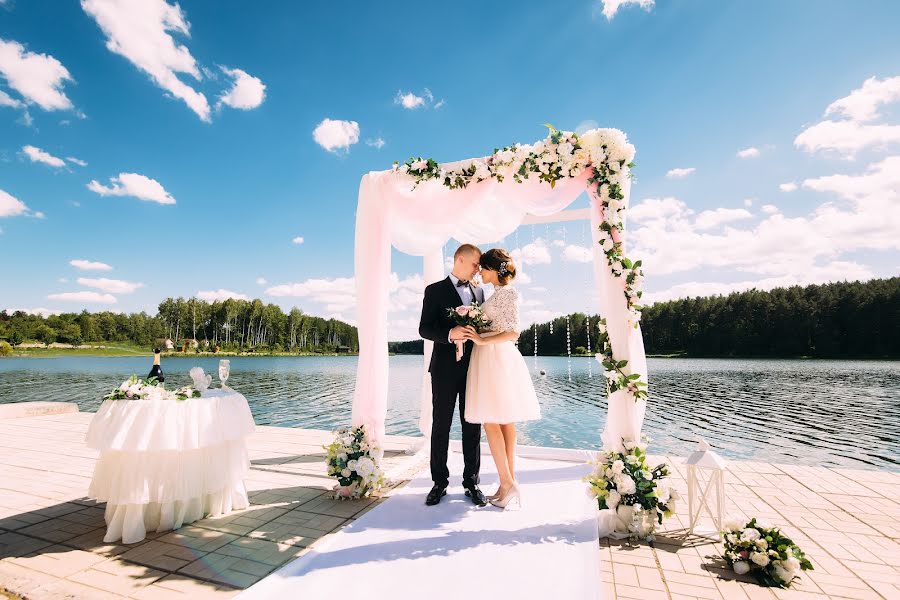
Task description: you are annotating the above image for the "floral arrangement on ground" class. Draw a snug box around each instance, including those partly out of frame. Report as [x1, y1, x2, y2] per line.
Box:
[722, 517, 813, 588]
[104, 375, 201, 401]
[325, 424, 386, 500]
[584, 437, 678, 540]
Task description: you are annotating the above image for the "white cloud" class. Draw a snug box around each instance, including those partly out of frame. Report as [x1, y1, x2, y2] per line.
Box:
[70, 259, 112, 271]
[511, 238, 551, 266]
[197, 289, 249, 302]
[365, 137, 386, 149]
[0, 188, 29, 217]
[292, 236, 304, 245]
[779, 182, 798, 192]
[81, 0, 211, 121]
[433, 99, 445, 109]
[47, 291, 117, 304]
[552, 239, 565, 248]
[761, 204, 779, 214]
[600, 0, 654, 20]
[794, 119, 900, 157]
[824, 75, 900, 122]
[643, 262, 876, 306]
[0, 38, 74, 111]
[0, 89, 24, 108]
[23, 145, 65, 168]
[66, 156, 87, 167]
[628, 196, 687, 223]
[515, 271, 533, 285]
[395, 91, 425, 109]
[736, 147, 760, 158]
[256, 277, 267, 285]
[217, 66, 265, 110]
[562, 244, 593, 263]
[266, 273, 423, 317]
[666, 167, 695, 178]
[87, 172, 176, 205]
[58, 278, 68, 283]
[76, 277, 144, 294]
[693, 208, 753, 230]
[10, 307, 63, 317]
[313, 118, 360, 153]
[743, 198, 754, 207]
[576, 120, 599, 135]
[33, 211, 45, 219]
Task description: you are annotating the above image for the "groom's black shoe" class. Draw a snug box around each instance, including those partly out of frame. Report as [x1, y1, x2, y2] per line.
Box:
[425, 485, 447, 506]
[463, 482, 487, 507]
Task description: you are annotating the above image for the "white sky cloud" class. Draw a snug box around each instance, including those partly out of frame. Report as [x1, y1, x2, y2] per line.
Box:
[217, 66, 265, 110]
[365, 137, 386, 149]
[23, 144, 65, 167]
[779, 182, 798, 192]
[562, 244, 593, 263]
[761, 204, 779, 214]
[70, 259, 112, 271]
[47, 291, 117, 304]
[9, 307, 64, 317]
[77, 277, 144, 294]
[0, 38, 74, 111]
[67, 156, 87, 167]
[292, 236, 304, 245]
[600, 0, 654, 20]
[87, 172, 176, 205]
[0, 90, 24, 108]
[511, 238, 552, 266]
[693, 208, 753, 230]
[743, 198, 754, 207]
[313, 118, 360, 153]
[0, 188, 29, 217]
[197, 289, 249, 302]
[395, 91, 425, 109]
[81, 0, 210, 121]
[666, 167, 695, 178]
[256, 277, 267, 285]
[736, 147, 760, 158]
[824, 75, 900, 122]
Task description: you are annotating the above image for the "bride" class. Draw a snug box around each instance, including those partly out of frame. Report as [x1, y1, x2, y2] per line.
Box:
[463, 248, 541, 509]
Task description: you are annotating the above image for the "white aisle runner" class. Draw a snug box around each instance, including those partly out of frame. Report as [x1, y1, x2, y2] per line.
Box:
[238, 446, 602, 600]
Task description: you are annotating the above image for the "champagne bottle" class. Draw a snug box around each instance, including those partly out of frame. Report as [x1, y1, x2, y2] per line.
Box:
[148, 348, 165, 385]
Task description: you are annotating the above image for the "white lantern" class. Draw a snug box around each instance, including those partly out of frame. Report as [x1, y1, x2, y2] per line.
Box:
[684, 438, 728, 540]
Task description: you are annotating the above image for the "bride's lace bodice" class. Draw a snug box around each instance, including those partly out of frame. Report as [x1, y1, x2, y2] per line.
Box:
[482, 285, 520, 333]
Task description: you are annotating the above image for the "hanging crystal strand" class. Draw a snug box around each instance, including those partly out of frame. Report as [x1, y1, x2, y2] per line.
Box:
[566, 315, 572, 357]
[586, 317, 593, 378]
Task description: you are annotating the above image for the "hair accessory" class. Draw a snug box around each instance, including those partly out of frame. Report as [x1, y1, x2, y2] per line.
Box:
[499, 261, 509, 276]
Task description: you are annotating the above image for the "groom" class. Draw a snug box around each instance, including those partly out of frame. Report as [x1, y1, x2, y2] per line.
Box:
[418, 243, 486, 507]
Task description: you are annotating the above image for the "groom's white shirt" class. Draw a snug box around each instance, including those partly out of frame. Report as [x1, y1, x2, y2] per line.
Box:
[447, 273, 484, 343]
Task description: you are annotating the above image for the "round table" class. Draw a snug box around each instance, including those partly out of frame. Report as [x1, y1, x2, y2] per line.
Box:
[85, 389, 256, 544]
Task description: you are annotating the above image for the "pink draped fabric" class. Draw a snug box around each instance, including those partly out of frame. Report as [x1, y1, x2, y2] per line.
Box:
[352, 164, 646, 452]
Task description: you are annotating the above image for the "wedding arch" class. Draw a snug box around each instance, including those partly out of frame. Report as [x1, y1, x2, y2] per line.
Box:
[350, 126, 649, 453]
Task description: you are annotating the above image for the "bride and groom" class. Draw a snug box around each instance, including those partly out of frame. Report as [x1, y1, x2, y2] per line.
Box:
[419, 244, 540, 510]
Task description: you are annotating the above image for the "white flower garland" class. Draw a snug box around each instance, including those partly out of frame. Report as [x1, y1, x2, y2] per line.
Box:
[394, 125, 646, 403]
[325, 425, 386, 500]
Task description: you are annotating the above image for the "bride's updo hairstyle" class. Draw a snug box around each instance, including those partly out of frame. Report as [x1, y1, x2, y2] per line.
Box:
[480, 248, 516, 285]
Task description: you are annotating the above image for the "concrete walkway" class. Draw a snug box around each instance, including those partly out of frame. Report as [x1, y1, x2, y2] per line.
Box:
[0, 412, 897, 599]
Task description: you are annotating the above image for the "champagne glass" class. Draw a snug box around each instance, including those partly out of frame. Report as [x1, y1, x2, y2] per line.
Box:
[218, 359, 231, 389]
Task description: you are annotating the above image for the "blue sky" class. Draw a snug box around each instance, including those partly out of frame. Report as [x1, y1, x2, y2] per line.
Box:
[2, 0, 899, 339]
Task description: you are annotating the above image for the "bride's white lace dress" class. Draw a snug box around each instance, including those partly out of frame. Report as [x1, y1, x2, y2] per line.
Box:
[465, 285, 541, 424]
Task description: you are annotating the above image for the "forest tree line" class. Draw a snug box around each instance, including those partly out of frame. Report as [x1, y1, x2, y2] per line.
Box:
[0, 297, 359, 353]
[398, 277, 900, 359]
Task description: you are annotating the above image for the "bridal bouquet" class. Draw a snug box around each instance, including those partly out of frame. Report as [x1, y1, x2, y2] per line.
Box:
[324, 424, 386, 500]
[722, 517, 813, 588]
[447, 303, 491, 361]
[103, 375, 201, 401]
[584, 437, 678, 540]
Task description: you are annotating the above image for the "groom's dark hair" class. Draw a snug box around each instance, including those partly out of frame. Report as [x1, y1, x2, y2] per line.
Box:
[454, 244, 481, 259]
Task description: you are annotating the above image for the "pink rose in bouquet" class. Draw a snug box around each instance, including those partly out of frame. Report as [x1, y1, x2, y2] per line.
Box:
[447, 303, 492, 361]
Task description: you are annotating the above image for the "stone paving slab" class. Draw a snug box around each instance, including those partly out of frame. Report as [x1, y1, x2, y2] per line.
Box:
[0, 411, 898, 600]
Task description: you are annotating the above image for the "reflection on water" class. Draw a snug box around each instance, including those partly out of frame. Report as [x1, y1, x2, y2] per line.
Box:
[1, 355, 897, 471]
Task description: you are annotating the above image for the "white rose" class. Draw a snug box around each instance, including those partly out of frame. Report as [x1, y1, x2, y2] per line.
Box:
[723, 517, 744, 533]
[773, 564, 792, 584]
[611, 460, 625, 473]
[725, 533, 737, 545]
[119, 382, 130, 391]
[601, 238, 614, 251]
[611, 261, 624, 274]
[784, 556, 801, 572]
[624, 454, 639, 465]
[755, 539, 768, 550]
[606, 490, 621, 509]
[750, 551, 770, 567]
[616, 475, 636, 495]
[557, 142, 574, 157]
[578, 129, 603, 151]
[337, 453, 348, 463]
[356, 456, 375, 478]
[741, 528, 761, 542]
[341, 468, 351, 478]
[733, 561, 751, 575]
[347, 459, 358, 470]
[410, 159, 428, 171]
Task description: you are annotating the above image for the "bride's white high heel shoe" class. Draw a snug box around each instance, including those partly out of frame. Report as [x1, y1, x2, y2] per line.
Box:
[490, 483, 523, 510]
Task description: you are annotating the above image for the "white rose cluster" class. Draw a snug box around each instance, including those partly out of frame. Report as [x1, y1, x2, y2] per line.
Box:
[325, 424, 386, 500]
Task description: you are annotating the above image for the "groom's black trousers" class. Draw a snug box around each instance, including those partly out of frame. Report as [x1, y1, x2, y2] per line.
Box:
[430, 364, 481, 489]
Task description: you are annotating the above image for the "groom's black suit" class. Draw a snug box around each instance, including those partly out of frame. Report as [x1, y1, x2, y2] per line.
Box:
[419, 277, 482, 490]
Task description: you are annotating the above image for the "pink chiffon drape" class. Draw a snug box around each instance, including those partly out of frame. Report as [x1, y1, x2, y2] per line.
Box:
[352, 163, 646, 453]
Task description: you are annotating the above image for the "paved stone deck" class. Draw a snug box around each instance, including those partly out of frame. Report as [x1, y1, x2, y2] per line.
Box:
[0, 412, 897, 600]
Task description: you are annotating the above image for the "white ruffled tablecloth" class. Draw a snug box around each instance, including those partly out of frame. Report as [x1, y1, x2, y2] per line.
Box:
[85, 389, 256, 544]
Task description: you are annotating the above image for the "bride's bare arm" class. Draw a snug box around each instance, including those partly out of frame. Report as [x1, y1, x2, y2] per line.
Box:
[464, 330, 519, 345]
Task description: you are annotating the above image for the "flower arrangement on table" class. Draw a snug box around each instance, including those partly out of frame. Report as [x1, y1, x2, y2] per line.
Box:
[722, 517, 813, 588]
[584, 437, 678, 540]
[103, 375, 202, 402]
[325, 424, 386, 500]
[447, 303, 491, 361]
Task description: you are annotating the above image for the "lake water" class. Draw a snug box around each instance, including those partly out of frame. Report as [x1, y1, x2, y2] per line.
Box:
[1, 355, 897, 471]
